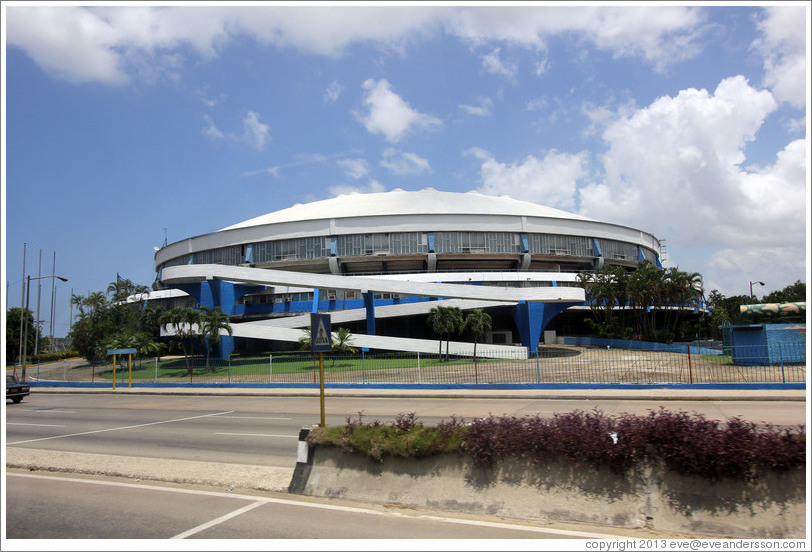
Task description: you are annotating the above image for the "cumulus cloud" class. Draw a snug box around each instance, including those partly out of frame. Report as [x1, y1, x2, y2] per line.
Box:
[467, 147, 587, 211]
[6, 5, 707, 85]
[753, 6, 807, 109]
[358, 79, 443, 143]
[329, 180, 386, 197]
[337, 157, 371, 179]
[445, 6, 706, 72]
[578, 76, 805, 294]
[380, 148, 432, 175]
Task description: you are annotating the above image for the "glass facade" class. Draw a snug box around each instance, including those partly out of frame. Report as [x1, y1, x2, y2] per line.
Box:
[335, 232, 428, 256]
[598, 239, 638, 261]
[160, 231, 658, 272]
[434, 231, 520, 254]
[527, 234, 592, 257]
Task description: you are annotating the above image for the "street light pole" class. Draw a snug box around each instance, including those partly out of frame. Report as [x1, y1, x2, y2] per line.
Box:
[21, 273, 68, 382]
[749, 280, 765, 304]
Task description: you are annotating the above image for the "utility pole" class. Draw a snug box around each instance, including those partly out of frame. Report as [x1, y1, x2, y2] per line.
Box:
[18, 243, 26, 367]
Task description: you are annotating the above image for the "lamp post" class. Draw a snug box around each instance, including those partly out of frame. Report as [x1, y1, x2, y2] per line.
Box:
[749, 280, 765, 304]
[21, 274, 68, 382]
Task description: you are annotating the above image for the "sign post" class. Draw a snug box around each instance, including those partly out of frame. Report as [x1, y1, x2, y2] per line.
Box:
[310, 313, 332, 427]
[108, 348, 137, 389]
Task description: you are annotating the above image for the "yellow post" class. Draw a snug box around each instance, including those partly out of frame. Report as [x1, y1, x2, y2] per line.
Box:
[319, 352, 326, 427]
[128, 354, 133, 388]
[112, 354, 117, 390]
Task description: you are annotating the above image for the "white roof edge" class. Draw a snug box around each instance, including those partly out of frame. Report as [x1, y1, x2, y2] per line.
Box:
[220, 189, 594, 231]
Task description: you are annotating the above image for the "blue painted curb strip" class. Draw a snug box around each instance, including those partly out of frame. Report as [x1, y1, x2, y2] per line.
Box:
[27, 381, 806, 390]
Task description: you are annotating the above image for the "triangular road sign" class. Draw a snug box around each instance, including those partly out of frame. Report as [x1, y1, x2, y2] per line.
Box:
[315, 319, 331, 346]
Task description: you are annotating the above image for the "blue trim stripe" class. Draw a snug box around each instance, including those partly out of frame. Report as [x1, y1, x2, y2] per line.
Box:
[28, 382, 805, 390]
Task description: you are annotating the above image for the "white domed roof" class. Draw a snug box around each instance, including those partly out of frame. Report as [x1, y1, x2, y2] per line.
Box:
[221, 189, 592, 231]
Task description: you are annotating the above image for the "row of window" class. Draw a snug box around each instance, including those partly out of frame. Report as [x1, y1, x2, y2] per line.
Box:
[161, 231, 658, 270]
[237, 280, 579, 305]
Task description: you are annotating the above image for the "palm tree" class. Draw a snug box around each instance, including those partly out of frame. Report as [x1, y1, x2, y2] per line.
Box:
[331, 327, 357, 354]
[107, 277, 149, 304]
[160, 307, 200, 371]
[298, 327, 312, 351]
[199, 306, 232, 368]
[462, 309, 492, 382]
[427, 306, 463, 361]
[181, 307, 202, 375]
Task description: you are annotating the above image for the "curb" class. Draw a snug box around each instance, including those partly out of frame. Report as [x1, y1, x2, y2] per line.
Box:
[6, 447, 294, 492]
[288, 427, 315, 494]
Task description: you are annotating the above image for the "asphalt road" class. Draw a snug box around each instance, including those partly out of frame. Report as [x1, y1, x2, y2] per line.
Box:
[6, 470, 638, 540]
[6, 391, 806, 467]
[4, 389, 807, 542]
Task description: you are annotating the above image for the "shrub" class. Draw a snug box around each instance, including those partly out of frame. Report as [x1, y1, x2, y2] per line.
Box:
[307, 408, 805, 481]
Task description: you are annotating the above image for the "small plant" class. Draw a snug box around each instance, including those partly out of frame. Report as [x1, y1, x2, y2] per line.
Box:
[307, 408, 806, 481]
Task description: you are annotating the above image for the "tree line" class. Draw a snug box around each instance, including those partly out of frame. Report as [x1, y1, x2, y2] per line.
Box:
[65, 276, 232, 371]
[6, 273, 805, 366]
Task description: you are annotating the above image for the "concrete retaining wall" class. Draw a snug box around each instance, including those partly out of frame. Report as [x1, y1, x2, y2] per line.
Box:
[293, 445, 806, 539]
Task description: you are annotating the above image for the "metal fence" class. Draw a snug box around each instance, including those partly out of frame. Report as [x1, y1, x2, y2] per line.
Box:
[15, 342, 806, 385]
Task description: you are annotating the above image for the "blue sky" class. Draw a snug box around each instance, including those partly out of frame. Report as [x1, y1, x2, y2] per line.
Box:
[2, 2, 809, 339]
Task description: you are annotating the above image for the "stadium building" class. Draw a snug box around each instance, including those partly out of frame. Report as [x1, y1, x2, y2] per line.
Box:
[152, 188, 664, 359]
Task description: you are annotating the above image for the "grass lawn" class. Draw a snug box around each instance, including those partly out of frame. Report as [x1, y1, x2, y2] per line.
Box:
[90, 353, 488, 380]
[700, 354, 733, 364]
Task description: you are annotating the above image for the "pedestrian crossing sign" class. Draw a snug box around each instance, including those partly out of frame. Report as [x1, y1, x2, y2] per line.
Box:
[311, 313, 332, 352]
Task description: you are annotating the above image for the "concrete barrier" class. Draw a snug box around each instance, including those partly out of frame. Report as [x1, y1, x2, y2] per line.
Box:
[290, 438, 806, 539]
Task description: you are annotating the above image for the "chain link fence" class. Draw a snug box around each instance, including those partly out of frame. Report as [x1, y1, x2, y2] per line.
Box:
[13, 342, 806, 385]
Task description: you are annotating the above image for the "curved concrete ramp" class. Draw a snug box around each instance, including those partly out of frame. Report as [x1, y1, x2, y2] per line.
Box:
[229, 321, 527, 359]
[161, 264, 585, 303]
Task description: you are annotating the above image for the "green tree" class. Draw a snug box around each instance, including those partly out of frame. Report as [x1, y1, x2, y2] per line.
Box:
[461, 309, 492, 364]
[331, 327, 357, 355]
[427, 306, 463, 361]
[160, 307, 201, 371]
[5, 308, 40, 365]
[762, 280, 806, 303]
[199, 306, 232, 368]
[298, 327, 312, 351]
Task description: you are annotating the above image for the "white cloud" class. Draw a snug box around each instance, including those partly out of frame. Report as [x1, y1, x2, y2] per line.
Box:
[324, 80, 344, 104]
[6, 5, 707, 85]
[753, 6, 807, 109]
[482, 48, 517, 78]
[329, 180, 386, 197]
[242, 111, 270, 150]
[578, 76, 805, 295]
[204, 111, 271, 150]
[460, 96, 493, 117]
[203, 115, 225, 139]
[467, 147, 587, 211]
[5, 6, 130, 85]
[445, 6, 706, 73]
[380, 148, 432, 175]
[337, 157, 371, 179]
[358, 79, 442, 143]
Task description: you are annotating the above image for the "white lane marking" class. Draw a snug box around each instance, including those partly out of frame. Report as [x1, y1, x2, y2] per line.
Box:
[7, 472, 618, 539]
[171, 501, 266, 539]
[6, 422, 66, 427]
[32, 410, 77, 413]
[6, 411, 235, 445]
[215, 432, 297, 438]
[214, 416, 291, 420]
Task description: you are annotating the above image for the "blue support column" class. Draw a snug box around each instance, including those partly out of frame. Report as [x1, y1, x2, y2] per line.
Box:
[363, 292, 376, 335]
[312, 289, 320, 313]
[172, 278, 262, 360]
[512, 302, 571, 354]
